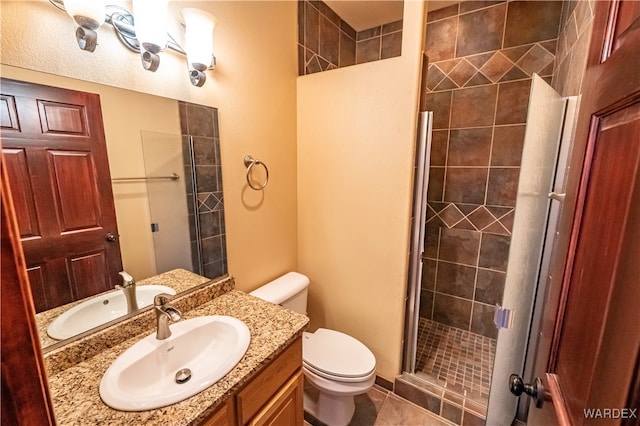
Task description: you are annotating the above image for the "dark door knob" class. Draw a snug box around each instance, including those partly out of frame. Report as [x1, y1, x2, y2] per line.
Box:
[105, 233, 118, 242]
[509, 374, 546, 408]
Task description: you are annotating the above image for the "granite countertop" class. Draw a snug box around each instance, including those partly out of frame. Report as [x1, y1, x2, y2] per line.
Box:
[45, 275, 309, 425]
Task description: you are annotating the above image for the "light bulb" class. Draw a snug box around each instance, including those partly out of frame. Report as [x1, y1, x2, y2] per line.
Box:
[63, 0, 105, 30]
[133, 0, 169, 53]
[182, 8, 217, 71]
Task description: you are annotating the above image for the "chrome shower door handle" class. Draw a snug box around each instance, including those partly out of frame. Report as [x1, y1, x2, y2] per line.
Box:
[548, 192, 566, 202]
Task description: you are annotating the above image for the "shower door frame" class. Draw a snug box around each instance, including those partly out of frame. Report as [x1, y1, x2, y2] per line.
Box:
[403, 111, 433, 374]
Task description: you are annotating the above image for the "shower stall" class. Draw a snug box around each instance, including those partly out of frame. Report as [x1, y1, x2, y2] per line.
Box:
[403, 74, 575, 424]
[399, 2, 570, 424]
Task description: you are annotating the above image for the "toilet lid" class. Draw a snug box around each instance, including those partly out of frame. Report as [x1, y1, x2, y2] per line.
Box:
[303, 328, 376, 380]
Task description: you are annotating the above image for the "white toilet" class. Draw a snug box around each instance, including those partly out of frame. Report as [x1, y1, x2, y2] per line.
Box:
[250, 272, 376, 426]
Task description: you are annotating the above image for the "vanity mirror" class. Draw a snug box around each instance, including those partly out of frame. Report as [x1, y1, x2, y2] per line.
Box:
[0, 70, 227, 350]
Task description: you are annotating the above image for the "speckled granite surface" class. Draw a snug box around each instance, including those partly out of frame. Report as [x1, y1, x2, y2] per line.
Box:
[45, 286, 309, 425]
[38, 269, 212, 349]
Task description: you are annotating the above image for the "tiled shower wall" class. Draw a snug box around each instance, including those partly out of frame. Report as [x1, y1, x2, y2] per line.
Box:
[421, 1, 562, 339]
[298, 0, 402, 75]
[178, 102, 228, 280]
[552, 0, 595, 97]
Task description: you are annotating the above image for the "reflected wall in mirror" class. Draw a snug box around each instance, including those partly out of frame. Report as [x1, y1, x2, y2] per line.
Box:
[298, 0, 404, 75]
[0, 75, 227, 349]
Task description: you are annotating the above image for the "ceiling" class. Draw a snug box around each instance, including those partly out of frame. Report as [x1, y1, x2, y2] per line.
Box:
[324, 1, 404, 32]
[323, 1, 461, 32]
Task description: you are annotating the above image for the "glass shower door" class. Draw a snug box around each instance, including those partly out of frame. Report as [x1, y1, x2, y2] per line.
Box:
[141, 130, 193, 274]
[486, 75, 570, 424]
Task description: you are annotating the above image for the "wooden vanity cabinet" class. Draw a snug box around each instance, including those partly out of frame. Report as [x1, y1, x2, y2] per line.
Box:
[200, 337, 303, 426]
[201, 398, 236, 426]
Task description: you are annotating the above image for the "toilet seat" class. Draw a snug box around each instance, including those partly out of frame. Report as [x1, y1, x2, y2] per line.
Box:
[302, 329, 376, 383]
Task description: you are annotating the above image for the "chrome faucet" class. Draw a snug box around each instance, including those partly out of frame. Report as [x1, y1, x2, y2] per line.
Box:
[154, 293, 182, 340]
[116, 271, 138, 314]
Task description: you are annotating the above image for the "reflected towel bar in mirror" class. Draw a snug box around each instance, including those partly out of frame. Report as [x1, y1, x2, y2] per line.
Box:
[112, 173, 180, 182]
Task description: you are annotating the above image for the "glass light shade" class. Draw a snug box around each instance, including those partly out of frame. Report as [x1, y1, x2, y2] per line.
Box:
[132, 0, 169, 53]
[63, 0, 105, 30]
[181, 8, 217, 71]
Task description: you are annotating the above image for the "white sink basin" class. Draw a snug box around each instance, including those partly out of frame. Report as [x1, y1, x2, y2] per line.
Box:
[47, 285, 176, 340]
[99, 315, 251, 411]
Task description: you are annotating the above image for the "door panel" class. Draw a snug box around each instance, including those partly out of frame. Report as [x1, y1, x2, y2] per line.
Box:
[26, 265, 48, 313]
[69, 251, 110, 299]
[48, 150, 102, 231]
[2, 148, 40, 238]
[0, 78, 122, 312]
[37, 100, 88, 135]
[554, 100, 640, 421]
[0, 94, 20, 131]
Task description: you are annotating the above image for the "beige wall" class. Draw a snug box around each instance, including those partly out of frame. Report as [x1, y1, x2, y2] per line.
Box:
[0, 1, 299, 290]
[296, 1, 425, 381]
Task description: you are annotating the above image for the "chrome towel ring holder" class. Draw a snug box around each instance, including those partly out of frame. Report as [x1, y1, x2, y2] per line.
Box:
[244, 155, 269, 190]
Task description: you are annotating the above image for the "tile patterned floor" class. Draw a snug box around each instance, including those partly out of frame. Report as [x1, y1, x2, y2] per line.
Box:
[415, 318, 496, 401]
[304, 384, 453, 426]
[304, 319, 496, 425]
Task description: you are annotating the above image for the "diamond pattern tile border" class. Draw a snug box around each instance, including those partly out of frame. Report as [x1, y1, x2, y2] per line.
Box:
[426, 41, 556, 92]
[427, 202, 513, 235]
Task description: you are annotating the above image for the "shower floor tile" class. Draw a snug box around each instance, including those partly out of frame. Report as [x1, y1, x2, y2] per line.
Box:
[415, 318, 496, 402]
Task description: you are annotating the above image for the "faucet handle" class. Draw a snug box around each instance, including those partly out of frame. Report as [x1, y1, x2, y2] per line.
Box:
[154, 293, 174, 307]
[118, 271, 135, 287]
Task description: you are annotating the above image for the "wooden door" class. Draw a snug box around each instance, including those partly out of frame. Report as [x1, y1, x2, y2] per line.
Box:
[1, 163, 56, 425]
[0, 79, 122, 312]
[526, 1, 640, 424]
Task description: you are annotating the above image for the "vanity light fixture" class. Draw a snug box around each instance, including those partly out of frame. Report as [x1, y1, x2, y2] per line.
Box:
[132, 0, 169, 72]
[182, 9, 218, 87]
[52, 0, 217, 87]
[62, 0, 106, 52]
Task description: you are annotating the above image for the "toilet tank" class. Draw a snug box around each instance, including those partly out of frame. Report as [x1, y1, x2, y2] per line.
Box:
[249, 272, 309, 315]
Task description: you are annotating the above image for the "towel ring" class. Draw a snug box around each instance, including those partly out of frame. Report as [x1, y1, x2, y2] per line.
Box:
[244, 155, 269, 190]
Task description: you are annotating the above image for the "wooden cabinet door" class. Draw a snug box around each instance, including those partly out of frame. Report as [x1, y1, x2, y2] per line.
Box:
[200, 398, 236, 426]
[527, 1, 640, 424]
[236, 338, 302, 424]
[248, 371, 304, 426]
[0, 79, 122, 312]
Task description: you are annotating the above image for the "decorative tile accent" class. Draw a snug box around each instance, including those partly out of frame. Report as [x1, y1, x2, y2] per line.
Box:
[428, 202, 514, 235]
[449, 59, 478, 87]
[516, 44, 555, 76]
[439, 203, 465, 227]
[427, 42, 558, 93]
[479, 52, 512, 82]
